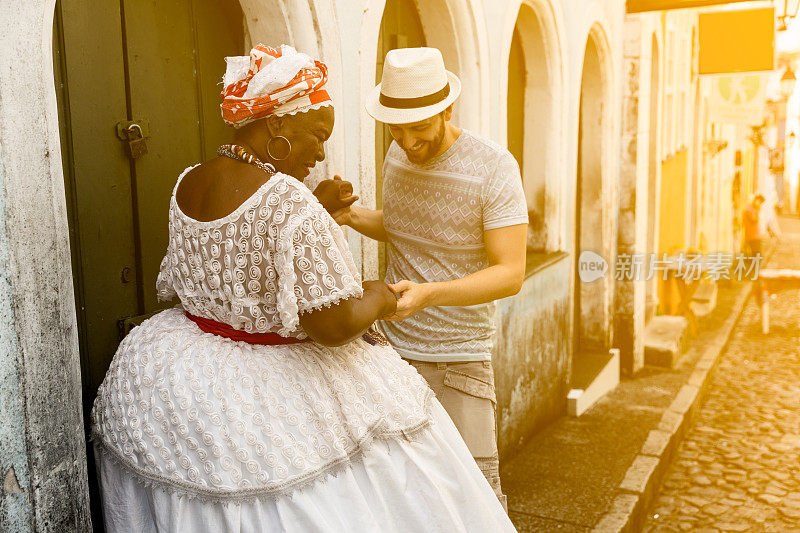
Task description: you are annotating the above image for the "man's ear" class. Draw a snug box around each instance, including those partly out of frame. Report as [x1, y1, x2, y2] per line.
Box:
[443, 104, 454, 122]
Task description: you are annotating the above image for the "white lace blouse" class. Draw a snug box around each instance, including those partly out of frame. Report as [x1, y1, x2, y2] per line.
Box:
[92, 166, 434, 502]
[156, 165, 364, 336]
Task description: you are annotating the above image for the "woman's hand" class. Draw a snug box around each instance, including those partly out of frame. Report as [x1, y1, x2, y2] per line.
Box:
[362, 280, 397, 318]
[331, 205, 353, 226]
[313, 175, 358, 215]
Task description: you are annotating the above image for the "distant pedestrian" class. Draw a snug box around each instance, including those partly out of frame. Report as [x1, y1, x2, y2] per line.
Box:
[743, 195, 767, 264]
[743, 194, 782, 304]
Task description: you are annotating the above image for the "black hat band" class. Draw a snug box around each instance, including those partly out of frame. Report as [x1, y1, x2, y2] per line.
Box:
[379, 82, 450, 109]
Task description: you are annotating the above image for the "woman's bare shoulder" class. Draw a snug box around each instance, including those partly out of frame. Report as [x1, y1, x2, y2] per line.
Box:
[175, 158, 274, 222]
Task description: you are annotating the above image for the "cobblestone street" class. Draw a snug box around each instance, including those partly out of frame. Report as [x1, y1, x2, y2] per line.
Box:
[645, 220, 800, 532]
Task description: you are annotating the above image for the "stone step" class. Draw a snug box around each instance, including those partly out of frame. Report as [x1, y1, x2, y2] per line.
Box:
[567, 348, 620, 417]
[690, 281, 718, 317]
[644, 315, 689, 368]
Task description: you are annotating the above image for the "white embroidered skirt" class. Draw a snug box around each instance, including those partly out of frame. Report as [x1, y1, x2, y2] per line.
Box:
[92, 309, 514, 532]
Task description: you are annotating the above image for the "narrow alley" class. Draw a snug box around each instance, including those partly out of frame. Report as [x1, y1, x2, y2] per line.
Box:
[645, 217, 800, 532]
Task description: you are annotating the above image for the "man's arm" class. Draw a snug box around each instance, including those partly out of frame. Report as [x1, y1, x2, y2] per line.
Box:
[384, 223, 527, 320]
[332, 204, 389, 242]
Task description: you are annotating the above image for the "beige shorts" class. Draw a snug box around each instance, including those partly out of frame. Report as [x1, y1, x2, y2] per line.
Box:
[404, 359, 506, 507]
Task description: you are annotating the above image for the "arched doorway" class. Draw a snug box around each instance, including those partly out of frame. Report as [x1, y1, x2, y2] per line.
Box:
[575, 32, 609, 353]
[506, 2, 559, 252]
[358, 0, 487, 279]
[508, 26, 525, 174]
[53, 0, 246, 525]
[646, 33, 661, 320]
[570, 27, 616, 414]
[374, 0, 426, 276]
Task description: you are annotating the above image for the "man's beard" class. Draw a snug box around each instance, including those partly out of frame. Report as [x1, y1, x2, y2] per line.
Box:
[405, 120, 446, 164]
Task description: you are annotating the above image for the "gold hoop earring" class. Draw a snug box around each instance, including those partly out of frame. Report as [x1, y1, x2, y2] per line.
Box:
[267, 136, 291, 161]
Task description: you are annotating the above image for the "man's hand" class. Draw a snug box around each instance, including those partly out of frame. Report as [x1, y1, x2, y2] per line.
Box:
[313, 175, 358, 216]
[383, 280, 432, 321]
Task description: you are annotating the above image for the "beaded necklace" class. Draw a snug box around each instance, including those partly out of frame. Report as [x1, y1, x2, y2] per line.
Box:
[217, 144, 276, 176]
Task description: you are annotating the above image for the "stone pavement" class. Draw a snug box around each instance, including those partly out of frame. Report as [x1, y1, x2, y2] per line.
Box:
[644, 219, 800, 532]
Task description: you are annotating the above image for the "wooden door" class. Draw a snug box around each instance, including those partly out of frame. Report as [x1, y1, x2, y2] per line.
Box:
[54, 0, 244, 409]
[122, 0, 245, 315]
[375, 0, 426, 277]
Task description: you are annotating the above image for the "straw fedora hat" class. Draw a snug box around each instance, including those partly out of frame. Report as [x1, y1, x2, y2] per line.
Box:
[366, 47, 461, 124]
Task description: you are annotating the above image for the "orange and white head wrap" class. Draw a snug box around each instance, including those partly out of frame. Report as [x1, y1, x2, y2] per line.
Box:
[220, 44, 332, 127]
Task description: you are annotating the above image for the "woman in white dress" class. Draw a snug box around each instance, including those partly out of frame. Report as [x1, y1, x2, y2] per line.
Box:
[91, 44, 516, 533]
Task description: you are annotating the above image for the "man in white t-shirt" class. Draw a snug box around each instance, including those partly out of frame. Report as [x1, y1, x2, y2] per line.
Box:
[332, 48, 528, 505]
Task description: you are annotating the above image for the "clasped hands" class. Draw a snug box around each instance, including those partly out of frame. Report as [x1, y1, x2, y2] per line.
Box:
[362, 279, 429, 322]
[312, 176, 428, 321]
[312, 174, 359, 215]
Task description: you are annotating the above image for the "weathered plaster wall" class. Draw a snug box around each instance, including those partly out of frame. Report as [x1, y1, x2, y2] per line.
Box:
[494, 257, 571, 459]
[491, 0, 625, 449]
[0, 149, 32, 533]
[616, 16, 643, 374]
[0, 0, 91, 530]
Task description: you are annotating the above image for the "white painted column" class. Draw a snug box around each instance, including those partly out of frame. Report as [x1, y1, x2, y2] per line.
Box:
[615, 15, 646, 374]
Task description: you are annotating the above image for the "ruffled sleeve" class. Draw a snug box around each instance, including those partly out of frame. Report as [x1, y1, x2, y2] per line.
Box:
[156, 214, 178, 302]
[273, 188, 363, 335]
[156, 255, 177, 301]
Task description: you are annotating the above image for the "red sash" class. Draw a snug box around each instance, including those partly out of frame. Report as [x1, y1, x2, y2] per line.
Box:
[185, 312, 308, 345]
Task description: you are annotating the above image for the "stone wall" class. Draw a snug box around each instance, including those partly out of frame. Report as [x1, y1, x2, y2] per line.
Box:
[0, 1, 91, 530]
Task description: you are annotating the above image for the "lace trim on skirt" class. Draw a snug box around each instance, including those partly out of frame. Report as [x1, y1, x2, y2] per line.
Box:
[92, 389, 434, 504]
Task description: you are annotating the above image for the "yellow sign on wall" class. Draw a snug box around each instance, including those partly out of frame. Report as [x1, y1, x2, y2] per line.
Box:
[699, 8, 775, 75]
